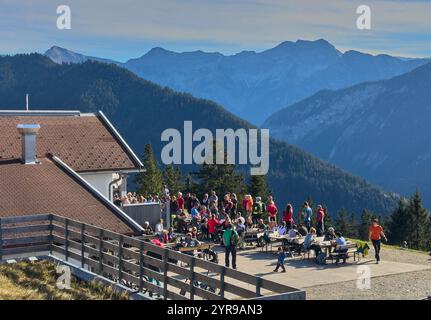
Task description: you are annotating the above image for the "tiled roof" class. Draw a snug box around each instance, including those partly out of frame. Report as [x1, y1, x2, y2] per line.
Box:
[0, 156, 140, 235]
[0, 113, 141, 172]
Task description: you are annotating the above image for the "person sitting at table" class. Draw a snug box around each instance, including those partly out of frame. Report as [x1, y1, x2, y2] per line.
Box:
[162, 229, 171, 243]
[200, 217, 209, 240]
[235, 213, 246, 237]
[167, 227, 175, 242]
[178, 232, 201, 256]
[143, 221, 154, 235]
[190, 226, 199, 239]
[331, 232, 348, 263]
[298, 223, 308, 237]
[207, 214, 221, 242]
[257, 218, 268, 231]
[191, 202, 201, 226]
[288, 224, 301, 238]
[303, 227, 322, 257]
[176, 209, 188, 234]
[154, 218, 164, 236]
[277, 221, 287, 235]
[324, 227, 336, 241]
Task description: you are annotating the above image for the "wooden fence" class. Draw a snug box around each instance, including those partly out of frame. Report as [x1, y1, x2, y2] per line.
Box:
[0, 214, 305, 300]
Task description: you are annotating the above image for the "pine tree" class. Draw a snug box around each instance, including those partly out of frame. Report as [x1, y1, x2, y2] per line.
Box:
[249, 174, 268, 198]
[323, 205, 333, 228]
[358, 209, 372, 241]
[184, 173, 196, 193]
[162, 164, 183, 195]
[193, 141, 247, 197]
[334, 208, 350, 236]
[387, 199, 410, 246]
[407, 191, 429, 250]
[349, 212, 358, 239]
[135, 144, 163, 196]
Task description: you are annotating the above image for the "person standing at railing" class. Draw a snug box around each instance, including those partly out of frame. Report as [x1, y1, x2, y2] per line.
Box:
[222, 223, 239, 269]
[316, 205, 325, 237]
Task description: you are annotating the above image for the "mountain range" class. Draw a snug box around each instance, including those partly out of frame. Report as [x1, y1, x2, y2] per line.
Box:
[0, 54, 398, 216]
[44, 40, 430, 125]
[264, 62, 431, 207]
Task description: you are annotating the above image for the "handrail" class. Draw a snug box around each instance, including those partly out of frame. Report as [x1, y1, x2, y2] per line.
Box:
[0, 214, 304, 300]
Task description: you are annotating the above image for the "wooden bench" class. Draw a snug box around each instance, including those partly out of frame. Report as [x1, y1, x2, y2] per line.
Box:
[327, 243, 359, 263]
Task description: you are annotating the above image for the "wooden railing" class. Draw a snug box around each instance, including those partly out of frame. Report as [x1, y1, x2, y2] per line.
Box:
[0, 214, 305, 300]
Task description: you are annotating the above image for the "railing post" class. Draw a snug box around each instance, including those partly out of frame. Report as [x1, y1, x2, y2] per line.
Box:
[80, 223, 85, 268]
[98, 229, 104, 274]
[139, 241, 144, 292]
[256, 276, 262, 297]
[0, 218, 3, 261]
[118, 235, 123, 283]
[189, 257, 196, 300]
[220, 267, 226, 299]
[163, 249, 169, 300]
[64, 218, 69, 261]
[48, 214, 53, 255]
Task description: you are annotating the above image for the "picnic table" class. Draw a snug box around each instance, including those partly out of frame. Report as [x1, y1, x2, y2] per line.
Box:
[304, 240, 359, 263]
[262, 232, 304, 253]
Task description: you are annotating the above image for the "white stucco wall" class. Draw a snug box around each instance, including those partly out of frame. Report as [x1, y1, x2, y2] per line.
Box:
[79, 172, 121, 199]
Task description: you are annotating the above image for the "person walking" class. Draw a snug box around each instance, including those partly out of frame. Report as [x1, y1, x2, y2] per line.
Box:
[369, 218, 387, 264]
[222, 223, 239, 269]
[273, 247, 286, 273]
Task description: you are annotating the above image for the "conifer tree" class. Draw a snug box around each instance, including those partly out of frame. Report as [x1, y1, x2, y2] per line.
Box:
[135, 144, 163, 196]
[249, 174, 268, 198]
[162, 164, 183, 195]
[407, 191, 429, 250]
[358, 209, 372, 241]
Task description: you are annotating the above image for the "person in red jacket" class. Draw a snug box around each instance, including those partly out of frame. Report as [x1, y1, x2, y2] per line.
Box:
[266, 200, 278, 229]
[177, 192, 184, 210]
[316, 205, 325, 237]
[282, 204, 294, 229]
[369, 218, 387, 264]
[207, 214, 221, 242]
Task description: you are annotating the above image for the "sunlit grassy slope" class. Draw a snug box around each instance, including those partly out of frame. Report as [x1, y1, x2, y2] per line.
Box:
[0, 260, 128, 300]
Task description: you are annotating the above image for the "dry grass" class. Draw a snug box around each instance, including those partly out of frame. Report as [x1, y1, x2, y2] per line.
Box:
[0, 260, 129, 300]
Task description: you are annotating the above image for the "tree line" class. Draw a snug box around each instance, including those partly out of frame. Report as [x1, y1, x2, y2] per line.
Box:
[136, 144, 430, 252]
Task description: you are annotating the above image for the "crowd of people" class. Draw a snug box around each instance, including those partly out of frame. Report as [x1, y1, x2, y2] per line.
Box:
[116, 189, 388, 269]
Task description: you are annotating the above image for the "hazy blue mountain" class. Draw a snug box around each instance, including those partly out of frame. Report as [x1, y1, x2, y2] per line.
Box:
[264, 63, 431, 207]
[0, 54, 398, 216]
[44, 40, 430, 125]
[123, 40, 429, 125]
[45, 46, 121, 65]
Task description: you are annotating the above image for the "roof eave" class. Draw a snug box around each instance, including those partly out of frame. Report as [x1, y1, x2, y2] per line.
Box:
[51, 154, 144, 234]
[97, 110, 144, 169]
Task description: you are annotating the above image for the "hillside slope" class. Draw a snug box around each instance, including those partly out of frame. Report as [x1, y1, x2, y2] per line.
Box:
[0, 54, 398, 215]
[264, 63, 431, 207]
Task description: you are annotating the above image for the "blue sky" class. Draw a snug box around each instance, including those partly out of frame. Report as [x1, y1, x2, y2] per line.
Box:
[1, 0, 430, 61]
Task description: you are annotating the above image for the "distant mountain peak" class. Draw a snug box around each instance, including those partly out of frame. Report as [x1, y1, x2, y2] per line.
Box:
[145, 47, 176, 57]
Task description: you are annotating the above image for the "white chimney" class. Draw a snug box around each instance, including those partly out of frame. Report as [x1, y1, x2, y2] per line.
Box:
[17, 124, 40, 164]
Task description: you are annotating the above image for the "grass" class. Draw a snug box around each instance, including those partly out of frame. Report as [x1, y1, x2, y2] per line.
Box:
[0, 260, 129, 300]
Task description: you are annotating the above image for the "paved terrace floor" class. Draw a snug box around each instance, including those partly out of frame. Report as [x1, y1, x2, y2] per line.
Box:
[214, 246, 431, 293]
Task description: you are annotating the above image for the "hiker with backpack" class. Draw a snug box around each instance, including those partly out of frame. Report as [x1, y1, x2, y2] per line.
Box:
[222, 223, 239, 269]
[252, 196, 264, 225]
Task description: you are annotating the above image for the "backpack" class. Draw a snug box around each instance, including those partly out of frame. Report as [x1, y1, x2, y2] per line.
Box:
[315, 252, 327, 265]
[230, 231, 239, 246]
